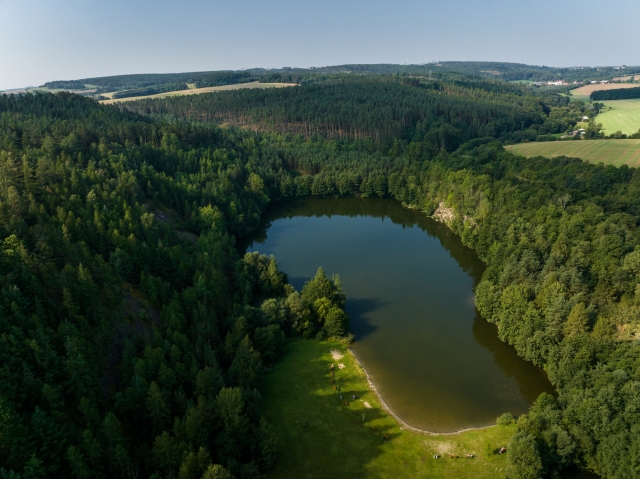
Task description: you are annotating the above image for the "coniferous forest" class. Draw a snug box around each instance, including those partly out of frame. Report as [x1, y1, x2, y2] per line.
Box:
[2, 71, 640, 479]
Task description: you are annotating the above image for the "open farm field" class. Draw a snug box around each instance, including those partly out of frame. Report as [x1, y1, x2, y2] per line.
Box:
[597, 99, 640, 135]
[262, 340, 515, 479]
[505, 140, 640, 166]
[100, 81, 295, 104]
[613, 75, 640, 82]
[570, 83, 640, 101]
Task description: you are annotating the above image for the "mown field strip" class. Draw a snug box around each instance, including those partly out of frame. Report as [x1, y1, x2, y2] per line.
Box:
[505, 140, 640, 167]
[597, 99, 640, 135]
[100, 81, 295, 104]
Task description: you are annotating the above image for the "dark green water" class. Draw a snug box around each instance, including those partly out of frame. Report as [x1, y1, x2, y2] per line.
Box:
[243, 198, 554, 433]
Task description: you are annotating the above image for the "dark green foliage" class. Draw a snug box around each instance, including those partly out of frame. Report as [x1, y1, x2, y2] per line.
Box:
[120, 76, 551, 143]
[506, 432, 543, 479]
[0, 92, 299, 478]
[111, 83, 188, 100]
[591, 87, 640, 101]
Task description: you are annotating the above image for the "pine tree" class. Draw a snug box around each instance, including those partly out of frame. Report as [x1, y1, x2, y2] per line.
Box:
[563, 303, 590, 337]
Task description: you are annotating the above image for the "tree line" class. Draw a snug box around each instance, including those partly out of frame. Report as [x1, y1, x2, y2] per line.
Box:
[591, 86, 640, 101]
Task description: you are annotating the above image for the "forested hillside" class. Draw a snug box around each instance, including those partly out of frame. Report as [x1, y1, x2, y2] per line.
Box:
[0, 93, 349, 479]
[44, 71, 262, 93]
[2, 75, 640, 479]
[44, 62, 640, 94]
[120, 75, 587, 144]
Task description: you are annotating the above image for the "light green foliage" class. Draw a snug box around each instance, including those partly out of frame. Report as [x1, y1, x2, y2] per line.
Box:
[506, 433, 543, 479]
[301, 267, 346, 308]
[497, 413, 515, 426]
[201, 464, 233, 479]
[563, 303, 590, 337]
[199, 204, 225, 231]
[299, 267, 350, 338]
[323, 306, 349, 338]
[178, 447, 211, 479]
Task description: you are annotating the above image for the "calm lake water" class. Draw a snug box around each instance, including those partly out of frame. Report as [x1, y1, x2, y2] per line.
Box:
[243, 198, 554, 433]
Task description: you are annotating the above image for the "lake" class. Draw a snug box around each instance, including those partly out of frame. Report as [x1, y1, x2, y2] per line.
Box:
[243, 198, 554, 433]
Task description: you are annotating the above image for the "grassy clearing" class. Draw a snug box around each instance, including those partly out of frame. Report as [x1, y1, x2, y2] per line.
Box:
[505, 140, 640, 167]
[100, 81, 295, 104]
[597, 99, 640, 135]
[262, 340, 515, 479]
[570, 83, 640, 102]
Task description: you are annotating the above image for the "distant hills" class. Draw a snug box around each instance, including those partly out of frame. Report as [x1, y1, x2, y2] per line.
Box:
[5, 61, 639, 100]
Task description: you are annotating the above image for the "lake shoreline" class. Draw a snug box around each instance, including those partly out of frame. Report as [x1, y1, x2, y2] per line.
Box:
[348, 347, 498, 436]
[246, 197, 553, 434]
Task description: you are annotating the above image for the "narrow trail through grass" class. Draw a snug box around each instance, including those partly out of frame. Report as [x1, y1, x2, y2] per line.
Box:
[262, 340, 515, 479]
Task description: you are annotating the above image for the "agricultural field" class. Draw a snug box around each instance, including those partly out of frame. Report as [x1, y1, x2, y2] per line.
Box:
[597, 99, 640, 135]
[570, 83, 640, 102]
[100, 81, 295, 104]
[612, 75, 640, 82]
[262, 340, 516, 479]
[505, 140, 640, 167]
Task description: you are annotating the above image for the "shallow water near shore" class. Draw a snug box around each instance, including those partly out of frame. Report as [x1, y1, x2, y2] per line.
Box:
[242, 198, 554, 433]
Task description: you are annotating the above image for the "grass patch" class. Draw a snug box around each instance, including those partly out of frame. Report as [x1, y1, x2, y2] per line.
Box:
[262, 340, 515, 479]
[596, 99, 640, 135]
[100, 81, 295, 104]
[505, 140, 640, 167]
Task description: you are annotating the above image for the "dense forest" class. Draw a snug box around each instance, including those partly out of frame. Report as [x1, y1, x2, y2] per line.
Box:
[120, 75, 592, 144]
[591, 86, 640, 101]
[2, 68, 640, 479]
[0, 93, 349, 479]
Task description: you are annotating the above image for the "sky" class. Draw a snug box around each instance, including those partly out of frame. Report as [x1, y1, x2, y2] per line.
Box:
[1, 0, 639, 90]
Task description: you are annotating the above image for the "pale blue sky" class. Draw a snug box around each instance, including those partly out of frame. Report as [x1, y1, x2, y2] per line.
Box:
[1, 0, 638, 90]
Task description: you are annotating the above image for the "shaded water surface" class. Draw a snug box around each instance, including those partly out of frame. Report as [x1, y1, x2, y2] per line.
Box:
[243, 198, 554, 433]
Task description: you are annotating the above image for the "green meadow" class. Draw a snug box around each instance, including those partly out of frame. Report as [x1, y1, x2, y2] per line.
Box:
[506, 140, 640, 167]
[597, 99, 640, 135]
[262, 340, 515, 479]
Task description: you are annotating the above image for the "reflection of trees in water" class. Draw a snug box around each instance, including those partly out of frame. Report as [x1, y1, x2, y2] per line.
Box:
[345, 297, 387, 341]
[240, 198, 485, 281]
[472, 311, 555, 403]
[241, 197, 554, 402]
